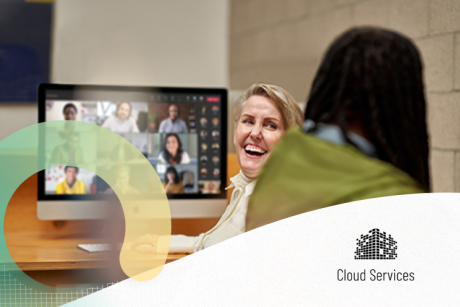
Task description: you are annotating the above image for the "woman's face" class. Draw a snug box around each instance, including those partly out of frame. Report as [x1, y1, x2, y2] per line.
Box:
[166, 136, 179, 156]
[167, 172, 175, 182]
[64, 107, 76, 120]
[234, 95, 285, 179]
[207, 182, 215, 192]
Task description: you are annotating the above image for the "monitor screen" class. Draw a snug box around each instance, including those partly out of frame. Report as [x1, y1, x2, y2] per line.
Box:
[37, 84, 227, 203]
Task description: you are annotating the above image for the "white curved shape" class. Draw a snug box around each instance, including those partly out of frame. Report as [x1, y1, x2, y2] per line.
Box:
[68, 193, 460, 306]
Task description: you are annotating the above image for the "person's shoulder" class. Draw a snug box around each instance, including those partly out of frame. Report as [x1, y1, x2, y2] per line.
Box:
[181, 151, 190, 163]
[128, 117, 139, 129]
[102, 116, 116, 127]
[52, 143, 64, 152]
[56, 142, 67, 149]
[105, 116, 116, 123]
[179, 119, 188, 131]
[159, 118, 169, 128]
[55, 181, 64, 192]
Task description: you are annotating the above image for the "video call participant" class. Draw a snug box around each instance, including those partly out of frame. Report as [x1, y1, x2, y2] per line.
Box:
[183, 171, 195, 193]
[102, 102, 140, 133]
[159, 104, 189, 133]
[162, 166, 184, 194]
[202, 181, 219, 194]
[110, 136, 137, 163]
[105, 165, 139, 194]
[132, 83, 303, 253]
[158, 133, 191, 164]
[63, 103, 78, 120]
[55, 166, 86, 194]
[247, 27, 430, 231]
[50, 132, 85, 165]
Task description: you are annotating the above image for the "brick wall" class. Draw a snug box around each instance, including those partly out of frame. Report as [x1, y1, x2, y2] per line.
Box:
[229, 0, 460, 192]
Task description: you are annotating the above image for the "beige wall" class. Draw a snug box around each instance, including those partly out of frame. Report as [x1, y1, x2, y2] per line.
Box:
[229, 0, 460, 192]
[51, 0, 228, 87]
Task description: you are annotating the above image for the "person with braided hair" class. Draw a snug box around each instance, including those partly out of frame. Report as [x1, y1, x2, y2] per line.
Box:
[246, 27, 430, 231]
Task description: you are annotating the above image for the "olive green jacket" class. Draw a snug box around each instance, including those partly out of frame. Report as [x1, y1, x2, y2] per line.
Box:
[246, 128, 425, 231]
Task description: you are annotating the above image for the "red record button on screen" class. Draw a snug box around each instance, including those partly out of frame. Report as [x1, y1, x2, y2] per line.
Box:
[206, 96, 220, 102]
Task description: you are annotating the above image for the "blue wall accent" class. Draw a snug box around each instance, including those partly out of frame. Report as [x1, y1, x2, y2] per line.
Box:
[0, 0, 52, 102]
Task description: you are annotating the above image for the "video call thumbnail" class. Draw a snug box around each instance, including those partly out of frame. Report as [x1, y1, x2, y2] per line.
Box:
[45, 164, 154, 195]
[148, 133, 198, 164]
[46, 166, 94, 195]
[155, 164, 198, 194]
[147, 102, 197, 134]
[198, 180, 221, 194]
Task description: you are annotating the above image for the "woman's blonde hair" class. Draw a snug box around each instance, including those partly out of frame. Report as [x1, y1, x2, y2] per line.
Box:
[234, 83, 304, 130]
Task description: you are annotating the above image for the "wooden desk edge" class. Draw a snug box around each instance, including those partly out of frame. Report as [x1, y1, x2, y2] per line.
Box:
[12, 254, 189, 272]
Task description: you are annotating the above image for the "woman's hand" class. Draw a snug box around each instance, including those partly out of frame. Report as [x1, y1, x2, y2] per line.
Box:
[164, 182, 172, 193]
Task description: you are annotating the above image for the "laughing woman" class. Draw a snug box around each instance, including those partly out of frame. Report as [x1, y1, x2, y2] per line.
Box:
[131, 83, 303, 253]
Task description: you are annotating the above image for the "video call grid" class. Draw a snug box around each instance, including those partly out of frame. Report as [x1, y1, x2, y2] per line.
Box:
[44, 96, 224, 196]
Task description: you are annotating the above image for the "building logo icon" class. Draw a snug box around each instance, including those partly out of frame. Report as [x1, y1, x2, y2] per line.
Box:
[355, 228, 397, 260]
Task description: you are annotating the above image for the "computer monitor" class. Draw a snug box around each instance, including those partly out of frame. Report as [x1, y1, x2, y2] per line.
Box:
[37, 84, 228, 220]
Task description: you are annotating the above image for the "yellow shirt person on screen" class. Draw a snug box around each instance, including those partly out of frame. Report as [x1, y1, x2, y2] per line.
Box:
[55, 166, 86, 195]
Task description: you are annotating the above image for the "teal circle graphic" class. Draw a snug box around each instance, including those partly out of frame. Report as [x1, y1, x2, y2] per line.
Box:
[0, 121, 171, 294]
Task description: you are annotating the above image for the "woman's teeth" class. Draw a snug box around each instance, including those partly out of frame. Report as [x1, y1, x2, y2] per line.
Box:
[244, 145, 266, 155]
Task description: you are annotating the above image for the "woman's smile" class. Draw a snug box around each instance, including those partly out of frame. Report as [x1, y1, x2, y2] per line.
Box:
[243, 144, 267, 158]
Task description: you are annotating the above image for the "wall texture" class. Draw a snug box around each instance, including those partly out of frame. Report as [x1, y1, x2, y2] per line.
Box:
[229, 0, 460, 192]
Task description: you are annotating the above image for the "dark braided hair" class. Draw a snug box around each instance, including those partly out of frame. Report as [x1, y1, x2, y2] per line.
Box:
[305, 27, 430, 191]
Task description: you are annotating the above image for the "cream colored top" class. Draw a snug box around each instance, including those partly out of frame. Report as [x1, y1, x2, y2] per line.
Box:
[165, 171, 256, 253]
